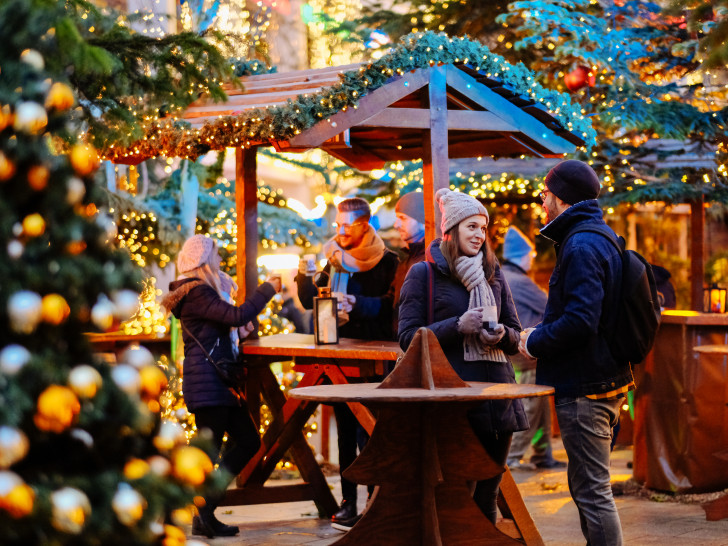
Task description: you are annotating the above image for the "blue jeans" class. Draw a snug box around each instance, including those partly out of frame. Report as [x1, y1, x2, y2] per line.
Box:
[555, 396, 623, 546]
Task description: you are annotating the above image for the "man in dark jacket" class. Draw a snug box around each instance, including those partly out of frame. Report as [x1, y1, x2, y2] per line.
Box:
[390, 191, 427, 338]
[502, 227, 565, 471]
[519, 160, 632, 546]
[296, 197, 398, 531]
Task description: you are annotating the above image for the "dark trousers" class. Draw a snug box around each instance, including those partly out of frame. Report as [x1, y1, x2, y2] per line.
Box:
[194, 403, 261, 506]
[333, 403, 371, 502]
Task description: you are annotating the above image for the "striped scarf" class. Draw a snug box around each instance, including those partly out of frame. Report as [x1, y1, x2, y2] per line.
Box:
[454, 252, 507, 363]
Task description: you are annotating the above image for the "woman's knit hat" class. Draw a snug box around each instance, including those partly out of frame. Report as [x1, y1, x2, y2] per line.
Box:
[177, 234, 215, 273]
[544, 159, 601, 205]
[503, 226, 534, 262]
[435, 188, 489, 234]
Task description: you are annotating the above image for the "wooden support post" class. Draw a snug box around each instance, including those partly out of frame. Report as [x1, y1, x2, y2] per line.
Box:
[690, 195, 705, 312]
[422, 66, 449, 245]
[235, 147, 259, 303]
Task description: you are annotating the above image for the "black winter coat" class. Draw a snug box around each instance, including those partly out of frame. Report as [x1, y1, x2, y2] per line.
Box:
[398, 240, 528, 434]
[162, 278, 276, 411]
[296, 250, 399, 341]
[390, 240, 426, 338]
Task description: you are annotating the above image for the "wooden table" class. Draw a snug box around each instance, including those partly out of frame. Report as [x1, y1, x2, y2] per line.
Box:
[290, 328, 553, 545]
[224, 333, 401, 516]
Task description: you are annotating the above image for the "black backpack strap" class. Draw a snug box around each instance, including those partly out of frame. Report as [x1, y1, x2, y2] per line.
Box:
[179, 319, 219, 368]
[559, 223, 623, 259]
[425, 261, 435, 325]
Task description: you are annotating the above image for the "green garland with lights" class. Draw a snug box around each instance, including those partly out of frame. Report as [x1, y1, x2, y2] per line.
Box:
[102, 31, 596, 163]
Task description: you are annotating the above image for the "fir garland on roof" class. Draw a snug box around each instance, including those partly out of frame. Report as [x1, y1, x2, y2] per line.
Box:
[102, 31, 595, 163]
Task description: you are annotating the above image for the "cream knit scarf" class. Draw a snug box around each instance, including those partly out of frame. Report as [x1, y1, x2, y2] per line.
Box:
[454, 252, 507, 363]
[322, 225, 386, 293]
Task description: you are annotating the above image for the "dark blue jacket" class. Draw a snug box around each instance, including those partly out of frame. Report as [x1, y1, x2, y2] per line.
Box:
[296, 250, 399, 341]
[162, 278, 276, 411]
[526, 200, 634, 397]
[398, 240, 527, 434]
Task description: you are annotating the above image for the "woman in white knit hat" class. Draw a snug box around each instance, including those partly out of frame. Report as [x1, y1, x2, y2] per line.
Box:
[397, 189, 527, 524]
[162, 234, 281, 538]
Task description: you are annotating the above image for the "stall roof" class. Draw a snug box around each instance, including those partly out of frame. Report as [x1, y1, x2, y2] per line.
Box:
[106, 33, 594, 167]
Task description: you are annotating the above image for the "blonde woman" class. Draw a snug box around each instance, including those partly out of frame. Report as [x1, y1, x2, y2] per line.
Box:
[162, 235, 280, 538]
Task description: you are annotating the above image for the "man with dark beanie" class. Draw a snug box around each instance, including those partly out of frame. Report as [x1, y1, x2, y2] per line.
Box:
[390, 191, 427, 337]
[519, 159, 632, 545]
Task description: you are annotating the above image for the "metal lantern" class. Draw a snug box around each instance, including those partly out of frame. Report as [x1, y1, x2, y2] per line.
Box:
[704, 284, 727, 313]
[313, 286, 339, 345]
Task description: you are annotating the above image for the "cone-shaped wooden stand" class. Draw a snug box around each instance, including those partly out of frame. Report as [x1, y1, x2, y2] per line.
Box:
[291, 328, 553, 545]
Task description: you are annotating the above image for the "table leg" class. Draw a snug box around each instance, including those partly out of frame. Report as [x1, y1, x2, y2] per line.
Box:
[323, 363, 377, 435]
[225, 363, 338, 517]
[497, 468, 545, 545]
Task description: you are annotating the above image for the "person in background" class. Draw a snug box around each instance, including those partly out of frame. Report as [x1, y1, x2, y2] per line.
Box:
[277, 284, 307, 332]
[390, 191, 427, 338]
[398, 189, 526, 524]
[519, 160, 631, 546]
[501, 226, 566, 471]
[651, 264, 676, 309]
[162, 235, 281, 539]
[296, 197, 399, 531]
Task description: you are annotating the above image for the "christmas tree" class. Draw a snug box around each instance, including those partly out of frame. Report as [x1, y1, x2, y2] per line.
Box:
[0, 1, 232, 543]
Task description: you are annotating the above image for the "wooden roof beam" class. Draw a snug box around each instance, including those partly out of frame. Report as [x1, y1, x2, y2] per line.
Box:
[357, 108, 517, 132]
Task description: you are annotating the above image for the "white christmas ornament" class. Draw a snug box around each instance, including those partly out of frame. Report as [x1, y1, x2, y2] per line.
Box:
[19, 49, 44, 70]
[69, 428, 94, 448]
[113, 290, 140, 321]
[66, 177, 86, 205]
[13, 101, 48, 134]
[0, 344, 31, 375]
[96, 214, 118, 244]
[111, 364, 140, 396]
[7, 239, 23, 259]
[0, 426, 29, 468]
[147, 455, 171, 476]
[112, 484, 146, 525]
[50, 487, 91, 534]
[68, 365, 103, 398]
[7, 291, 43, 333]
[120, 344, 155, 369]
[91, 295, 115, 331]
[154, 420, 186, 451]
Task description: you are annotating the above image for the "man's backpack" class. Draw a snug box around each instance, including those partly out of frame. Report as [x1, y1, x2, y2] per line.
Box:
[562, 224, 661, 365]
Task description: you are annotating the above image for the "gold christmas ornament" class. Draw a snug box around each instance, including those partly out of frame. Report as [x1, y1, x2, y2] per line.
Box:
[171, 446, 213, 486]
[161, 523, 187, 546]
[111, 484, 146, 526]
[0, 105, 13, 132]
[34, 385, 81, 433]
[0, 427, 30, 468]
[69, 143, 99, 176]
[123, 458, 150, 480]
[45, 82, 75, 111]
[27, 164, 50, 191]
[41, 293, 71, 325]
[7, 290, 43, 334]
[0, 471, 34, 518]
[68, 365, 103, 399]
[153, 420, 186, 451]
[22, 213, 46, 238]
[120, 344, 155, 369]
[66, 176, 86, 205]
[170, 506, 194, 526]
[0, 344, 31, 375]
[0, 151, 16, 181]
[113, 289, 141, 321]
[91, 295, 115, 331]
[111, 364, 141, 396]
[13, 101, 48, 134]
[50, 487, 90, 534]
[19, 49, 44, 71]
[139, 365, 168, 401]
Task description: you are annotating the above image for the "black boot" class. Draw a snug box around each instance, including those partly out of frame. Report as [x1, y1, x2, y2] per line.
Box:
[194, 505, 239, 537]
[331, 498, 360, 532]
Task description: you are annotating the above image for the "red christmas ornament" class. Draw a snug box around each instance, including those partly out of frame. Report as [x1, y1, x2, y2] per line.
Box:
[564, 66, 596, 92]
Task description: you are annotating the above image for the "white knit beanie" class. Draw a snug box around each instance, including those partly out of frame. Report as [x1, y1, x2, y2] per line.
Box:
[177, 235, 215, 273]
[435, 188, 489, 234]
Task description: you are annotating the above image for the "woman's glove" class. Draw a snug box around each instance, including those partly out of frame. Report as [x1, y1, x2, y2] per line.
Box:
[456, 307, 483, 334]
[479, 324, 505, 345]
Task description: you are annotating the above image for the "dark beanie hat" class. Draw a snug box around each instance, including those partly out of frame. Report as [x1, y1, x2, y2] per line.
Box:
[544, 160, 601, 205]
[395, 191, 425, 224]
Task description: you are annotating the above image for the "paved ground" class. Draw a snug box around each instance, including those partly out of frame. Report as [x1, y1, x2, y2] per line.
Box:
[186, 443, 728, 545]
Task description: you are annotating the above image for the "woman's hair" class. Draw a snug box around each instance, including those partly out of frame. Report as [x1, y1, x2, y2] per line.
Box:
[440, 222, 496, 282]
